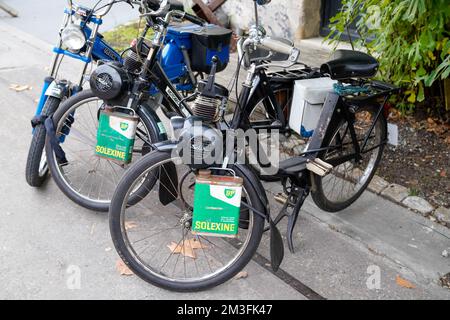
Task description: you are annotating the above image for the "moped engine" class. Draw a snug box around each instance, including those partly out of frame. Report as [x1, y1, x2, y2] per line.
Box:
[174, 56, 229, 169]
[90, 62, 132, 101]
[191, 57, 229, 123]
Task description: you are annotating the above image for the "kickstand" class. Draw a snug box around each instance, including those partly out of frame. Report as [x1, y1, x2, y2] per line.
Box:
[270, 186, 310, 253]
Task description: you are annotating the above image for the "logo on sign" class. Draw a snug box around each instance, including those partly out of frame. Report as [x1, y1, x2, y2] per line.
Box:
[120, 122, 129, 131]
[224, 189, 236, 199]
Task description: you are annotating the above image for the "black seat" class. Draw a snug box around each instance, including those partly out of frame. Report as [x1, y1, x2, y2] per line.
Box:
[320, 50, 379, 80]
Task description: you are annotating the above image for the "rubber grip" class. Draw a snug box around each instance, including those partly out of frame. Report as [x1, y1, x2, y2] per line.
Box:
[260, 37, 295, 56]
[184, 13, 206, 26]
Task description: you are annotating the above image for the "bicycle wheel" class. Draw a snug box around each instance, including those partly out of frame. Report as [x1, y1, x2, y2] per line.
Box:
[247, 83, 307, 181]
[311, 105, 387, 212]
[109, 150, 265, 291]
[25, 96, 61, 187]
[46, 90, 160, 212]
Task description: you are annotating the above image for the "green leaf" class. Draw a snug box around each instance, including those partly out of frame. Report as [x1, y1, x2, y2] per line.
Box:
[417, 83, 425, 102]
[425, 70, 438, 87]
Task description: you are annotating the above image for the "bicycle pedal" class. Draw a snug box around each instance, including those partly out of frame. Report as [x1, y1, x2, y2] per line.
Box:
[314, 158, 333, 171]
[306, 159, 332, 177]
[274, 192, 288, 204]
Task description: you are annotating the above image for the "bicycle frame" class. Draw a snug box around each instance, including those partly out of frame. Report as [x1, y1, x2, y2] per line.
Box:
[34, 3, 199, 123]
[215, 58, 398, 259]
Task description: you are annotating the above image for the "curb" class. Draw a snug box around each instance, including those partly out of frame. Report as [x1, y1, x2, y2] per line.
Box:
[368, 175, 450, 228]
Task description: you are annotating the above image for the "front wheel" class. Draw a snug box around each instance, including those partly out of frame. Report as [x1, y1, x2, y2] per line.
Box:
[311, 105, 387, 212]
[25, 96, 61, 187]
[109, 151, 265, 291]
[45, 90, 161, 212]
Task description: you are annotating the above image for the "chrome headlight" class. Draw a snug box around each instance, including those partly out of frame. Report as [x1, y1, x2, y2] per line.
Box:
[61, 24, 86, 51]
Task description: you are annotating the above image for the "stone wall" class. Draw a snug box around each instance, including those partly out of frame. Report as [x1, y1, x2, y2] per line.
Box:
[183, 0, 322, 40]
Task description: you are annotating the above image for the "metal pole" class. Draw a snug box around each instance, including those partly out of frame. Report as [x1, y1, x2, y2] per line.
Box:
[0, 1, 18, 17]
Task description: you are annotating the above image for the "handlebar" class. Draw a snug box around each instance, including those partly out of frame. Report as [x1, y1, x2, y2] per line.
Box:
[95, 0, 116, 17]
[183, 12, 207, 26]
[241, 35, 301, 67]
[260, 37, 296, 57]
[145, 0, 170, 17]
[66, 0, 117, 18]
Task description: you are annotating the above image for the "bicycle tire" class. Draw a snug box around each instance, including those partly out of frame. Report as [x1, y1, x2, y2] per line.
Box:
[25, 96, 61, 187]
[311, 105, 387, 212]
[109, 150, 266, 291]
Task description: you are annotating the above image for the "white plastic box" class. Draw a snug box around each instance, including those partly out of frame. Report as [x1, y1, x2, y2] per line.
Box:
[289, 78, 337, 137]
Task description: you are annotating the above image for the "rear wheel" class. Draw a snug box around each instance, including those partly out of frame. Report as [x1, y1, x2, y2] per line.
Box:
[109, 151, 265, 291]
[25, 96, 61, 187]
[311, 106, 387, 212]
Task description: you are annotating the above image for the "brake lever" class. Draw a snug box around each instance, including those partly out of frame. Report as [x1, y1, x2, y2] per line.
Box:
[126, 0, 135, 9]
[172, 16, 183, 23]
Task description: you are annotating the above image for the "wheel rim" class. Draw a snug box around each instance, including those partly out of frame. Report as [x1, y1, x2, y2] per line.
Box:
[118, 157, 255, 283]
[318, 108, 383, 204]
[38, 150, 48, 177]
[51, 97, 151, 205]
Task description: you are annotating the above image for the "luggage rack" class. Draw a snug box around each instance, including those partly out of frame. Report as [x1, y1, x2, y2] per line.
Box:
[267, 65, 321, 83]
[335, 79, 400, 102]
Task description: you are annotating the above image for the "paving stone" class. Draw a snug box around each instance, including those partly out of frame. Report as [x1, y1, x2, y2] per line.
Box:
[434, 207, 450, 225]
[381, 184, 409, 203]
[402, 196, 434, 216]
[368, 175, 389, 194]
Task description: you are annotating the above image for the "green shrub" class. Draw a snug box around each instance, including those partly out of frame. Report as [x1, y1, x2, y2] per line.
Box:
[103, 21, 153, 53]
[325, 0, 450, 113]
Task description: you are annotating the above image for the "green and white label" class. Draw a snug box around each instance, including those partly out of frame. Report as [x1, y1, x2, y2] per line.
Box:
[192, 183, 242, 237]
[95, 111, 138, 163]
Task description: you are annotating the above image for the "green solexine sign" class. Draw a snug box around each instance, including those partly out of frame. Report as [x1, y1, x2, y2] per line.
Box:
[95, 110, 138, 164]
[192, 182, 242, 237]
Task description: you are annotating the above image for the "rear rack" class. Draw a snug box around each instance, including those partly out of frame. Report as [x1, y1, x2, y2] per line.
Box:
[337, 79, 400, 102]
[267, 65, 321, 83]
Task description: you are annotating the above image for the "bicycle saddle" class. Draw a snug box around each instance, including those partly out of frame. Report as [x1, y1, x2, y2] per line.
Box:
[320, 49, 379, 80]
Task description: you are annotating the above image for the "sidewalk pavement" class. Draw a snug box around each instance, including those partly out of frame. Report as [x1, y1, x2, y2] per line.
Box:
[0, 20, 449, 300]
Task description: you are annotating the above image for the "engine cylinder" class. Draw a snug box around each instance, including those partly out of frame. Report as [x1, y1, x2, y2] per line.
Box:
[193, 95, 221, 123]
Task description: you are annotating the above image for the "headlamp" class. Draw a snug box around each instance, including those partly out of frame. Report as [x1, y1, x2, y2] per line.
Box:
[61, 24, 86, 52]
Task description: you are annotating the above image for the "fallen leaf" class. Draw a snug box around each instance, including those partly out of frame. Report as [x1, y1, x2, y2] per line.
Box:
[116, 259, 133, 276]
[440, 273, 450, 289]
[167, 238, 208, 259]
[168, 241, 196, 259]
[188, 238, 208, 250]
[125, 221, 138, 231]
[234, 271, 248, 280]
[396, 275, 415, 289]
[9, 84, 32, 92]
[440, 170, 447, 178]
